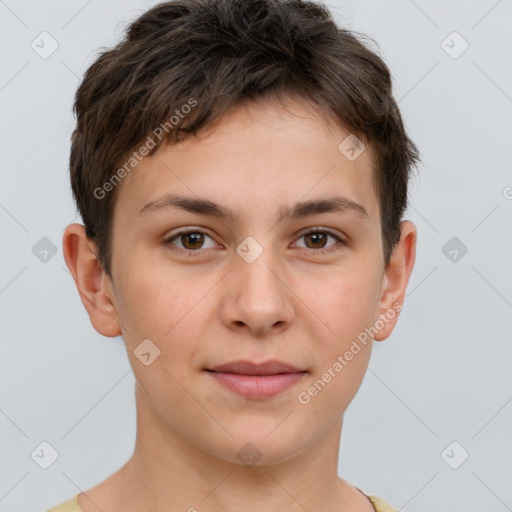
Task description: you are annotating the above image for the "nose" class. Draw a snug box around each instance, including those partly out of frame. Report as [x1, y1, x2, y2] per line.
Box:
[218, 247, 295, 338]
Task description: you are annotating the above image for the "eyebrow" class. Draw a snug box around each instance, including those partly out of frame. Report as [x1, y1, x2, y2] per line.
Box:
[139, 193, 369, 222]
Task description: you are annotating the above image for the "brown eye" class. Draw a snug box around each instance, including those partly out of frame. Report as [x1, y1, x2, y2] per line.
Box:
[303, 231, 329, 249]
[164, 229, 218, 255]
[179, 232, 205, 250]
[294, 229, 345, 253]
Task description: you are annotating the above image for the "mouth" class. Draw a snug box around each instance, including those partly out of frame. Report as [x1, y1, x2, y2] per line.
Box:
[204, 359, 308, 400]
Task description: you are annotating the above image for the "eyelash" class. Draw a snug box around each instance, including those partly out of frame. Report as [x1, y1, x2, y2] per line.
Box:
[163, 228, 346, 257]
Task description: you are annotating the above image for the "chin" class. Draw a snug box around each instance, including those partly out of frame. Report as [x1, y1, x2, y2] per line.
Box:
[201, 425, 310, 467]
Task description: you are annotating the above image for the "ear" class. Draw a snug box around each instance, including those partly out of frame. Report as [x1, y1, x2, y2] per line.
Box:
[62, 223, 122, 338]
[374, 220, 417, 342]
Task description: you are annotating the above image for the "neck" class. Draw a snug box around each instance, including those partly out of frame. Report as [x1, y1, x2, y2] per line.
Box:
[84, 384, 372, 512]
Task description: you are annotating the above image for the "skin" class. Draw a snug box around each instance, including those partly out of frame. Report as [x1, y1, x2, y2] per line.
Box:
[62, 95, 416, 512]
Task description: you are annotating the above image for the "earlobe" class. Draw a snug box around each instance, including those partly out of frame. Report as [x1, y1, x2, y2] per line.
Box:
[62, 223, 122, 338]
[374, 220, 417, 342]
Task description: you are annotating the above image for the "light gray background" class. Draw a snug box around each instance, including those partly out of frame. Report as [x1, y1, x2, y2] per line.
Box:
[1, 1, 511, 511]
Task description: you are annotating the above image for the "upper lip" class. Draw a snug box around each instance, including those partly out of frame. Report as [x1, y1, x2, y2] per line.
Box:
[207, 359, 305, 375]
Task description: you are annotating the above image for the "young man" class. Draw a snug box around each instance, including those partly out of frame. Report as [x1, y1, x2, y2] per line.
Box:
[50, 0, 420, 510]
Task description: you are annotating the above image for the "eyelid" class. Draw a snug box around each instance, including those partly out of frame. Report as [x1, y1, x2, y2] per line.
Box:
[294, 226, 346, 242]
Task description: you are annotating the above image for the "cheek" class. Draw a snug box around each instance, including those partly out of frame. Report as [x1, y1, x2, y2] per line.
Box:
[298, 263, 382, 343]
[116, 273, 199, 400]
[115, 262, 195, 337]
[115, 266, 215, 379]
[301, 262, 380, 412]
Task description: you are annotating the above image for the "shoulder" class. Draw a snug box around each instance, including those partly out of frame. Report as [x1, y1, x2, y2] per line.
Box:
[46, 493, 83, 512]
[367, 495, 399, 512]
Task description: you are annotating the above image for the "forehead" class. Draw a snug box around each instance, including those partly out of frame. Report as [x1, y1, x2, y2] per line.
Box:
[113, 97, 380, 226]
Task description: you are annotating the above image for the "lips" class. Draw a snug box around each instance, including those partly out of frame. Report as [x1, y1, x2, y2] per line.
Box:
[205, 359, 307, 399]
[206, 359, 304, 375]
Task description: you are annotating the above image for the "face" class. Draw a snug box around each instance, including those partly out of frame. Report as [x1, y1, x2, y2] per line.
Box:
[66, 96, 416, 467]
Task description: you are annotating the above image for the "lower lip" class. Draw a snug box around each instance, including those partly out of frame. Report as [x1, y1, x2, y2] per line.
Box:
[206, 371, 307, 399]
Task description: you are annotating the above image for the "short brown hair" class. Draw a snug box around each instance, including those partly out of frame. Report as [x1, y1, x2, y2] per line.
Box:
[69, 0, 421, 277]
